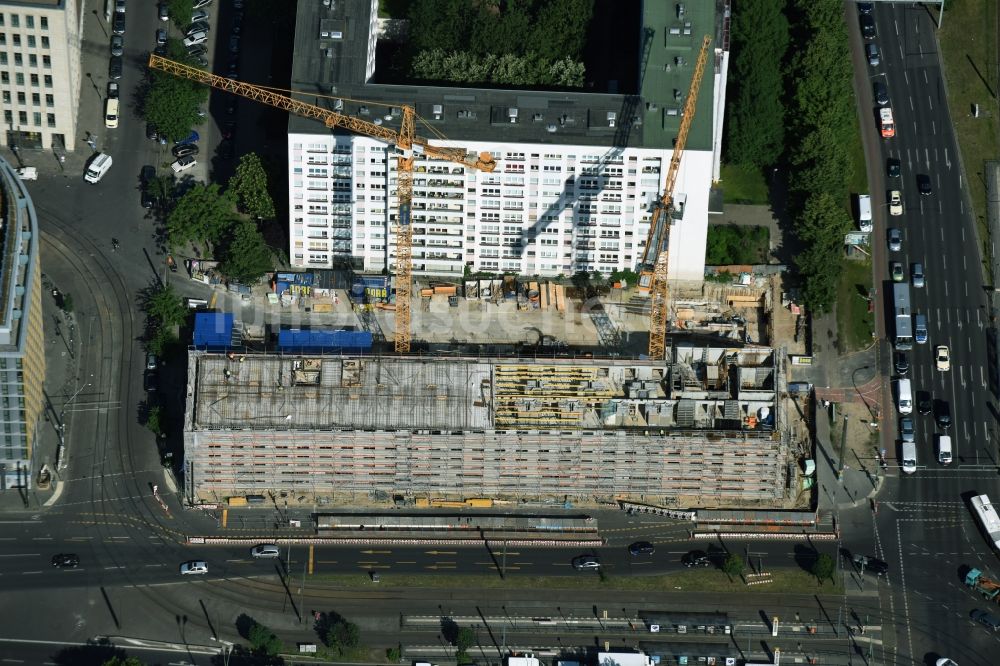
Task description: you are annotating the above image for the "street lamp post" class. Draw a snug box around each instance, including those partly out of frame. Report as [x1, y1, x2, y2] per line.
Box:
[209, 637, 234, 666]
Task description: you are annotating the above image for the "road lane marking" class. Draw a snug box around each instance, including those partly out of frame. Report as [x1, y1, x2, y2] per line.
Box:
[316, 560, 338, 564]
[0, 554, 40, 557]
[308, 545, 314, 575]
[21, 571, 42, 575]
[396, 561, 416, 565]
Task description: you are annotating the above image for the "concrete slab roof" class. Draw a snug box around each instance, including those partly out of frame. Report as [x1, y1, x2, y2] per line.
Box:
[287, 0, 717, 151]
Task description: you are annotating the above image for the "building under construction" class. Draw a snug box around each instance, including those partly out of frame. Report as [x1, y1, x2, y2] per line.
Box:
[183, 344, 787, 507]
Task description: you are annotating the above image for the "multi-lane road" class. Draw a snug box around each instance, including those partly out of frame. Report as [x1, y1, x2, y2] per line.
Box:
[851, 3, 1000, 665]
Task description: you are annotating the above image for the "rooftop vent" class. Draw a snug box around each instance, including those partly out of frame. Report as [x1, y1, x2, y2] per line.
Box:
[683, 21, 692, 35]
[677, 3, 685, 19]
[546, 124, 557, 133]
[532, 113, 544, 122]
[359, 105, 369, 115]
[669, 26, 681, 35]
[675, 56, 686, 66]
[667, 107, 680, 116]
[334, 98, 343, 110]
[507, 107, 519, 123]
[433, 104, 443, 120]
[674, 89, 683, 100]
[607, 111, 617, 127]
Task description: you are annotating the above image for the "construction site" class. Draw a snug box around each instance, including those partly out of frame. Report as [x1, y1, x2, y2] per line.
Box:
[182, 341, 795, 509]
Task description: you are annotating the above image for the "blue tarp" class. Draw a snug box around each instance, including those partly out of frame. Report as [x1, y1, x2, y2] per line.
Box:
[277, 328, 372, 352]
[193, 312, 234, 349]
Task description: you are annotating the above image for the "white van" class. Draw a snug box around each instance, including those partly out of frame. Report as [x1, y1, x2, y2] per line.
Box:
[83, 153, 112, 183]
[901, 440, 917, 474]
[895, 378, 912, 414]
[914, 313, 928, 344]
[858, 194, 873, 233]
[937, 434, 953, 465]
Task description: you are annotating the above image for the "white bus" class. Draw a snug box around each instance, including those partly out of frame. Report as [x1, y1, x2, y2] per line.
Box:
[971, 494, 1000, 551]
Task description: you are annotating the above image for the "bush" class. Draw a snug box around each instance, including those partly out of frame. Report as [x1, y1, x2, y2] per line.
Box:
[248, 622, 282, 656]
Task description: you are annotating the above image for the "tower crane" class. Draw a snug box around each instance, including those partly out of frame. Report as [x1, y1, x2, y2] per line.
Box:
[147, 54, 498, 353]
[638, 35, 712, 360]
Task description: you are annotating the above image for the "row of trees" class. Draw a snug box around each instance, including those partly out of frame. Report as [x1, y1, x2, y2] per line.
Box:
[142, 39, 208, 143]
[725, 0, 857, 312]
[403, 0, 593, 86]
[785, 0, 857, 312]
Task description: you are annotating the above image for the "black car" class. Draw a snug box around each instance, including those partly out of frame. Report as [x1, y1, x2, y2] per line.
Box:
[886, 157, 900, 178]
[218, 139, 235, 160]
[140, 165, 156, 208]
[916, 174, 932, 195]
[858, 2, 874, 13]
[172, 143, 199, 158]
[934, 399, 951, 428]
[112, 12, 126, 35]
[859, 14, 876, 38]
[109, 55, 123, 80]
[681, 550, 711, 567]
[916, 390, 932, 415]
[187, 20, 211, 35]
[144, 370, 158, 392]
[894, 351, 909, 376]
[221, 120, 236, 139]
[51, 553, 80, 568]
[628, 541, 655, 556]
[145, 123, 158, 141]
[873, 81, 889, 106]
[852, 554, 888, 576]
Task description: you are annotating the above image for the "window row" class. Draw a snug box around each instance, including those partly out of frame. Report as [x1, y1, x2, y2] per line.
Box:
[0, 15, 49, 30]
[1, 91, 53, 106]
[3, 110, 56, 127]
[0, 72, 52, 87]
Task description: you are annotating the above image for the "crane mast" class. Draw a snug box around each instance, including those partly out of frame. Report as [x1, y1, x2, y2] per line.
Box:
[147, 55, 497, 353]
[640, 35, 711, 360]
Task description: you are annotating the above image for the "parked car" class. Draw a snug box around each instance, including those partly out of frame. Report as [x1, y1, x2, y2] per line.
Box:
[171, 155, 198, 173]
[114, 0, 126, 13]
[112, 12, 126, 35]
[191, 9, 210, 22]
[180, 560, 208, 575]
[141, 189, 155, 209]
[193, 55, 209, 68]
[144, 370, 158, 392]
[158, 3, 169, 20]
[172, 143, 199, 158]
[229, 34, 240, 53]
[873, 81, 889, 106]
[858, 2, 874, 13]
[156, 28, 167, 45]
[183, 31, 208, 47]
[187, 21, 210, 36]
[110, 34, 124, 56]
[108, 56, 123, 80]
[935, 345, 950, 372]
[141, 165, 155, 184]
[145, 123, 159, 141]
[107, 81, 120, 99]
[193, 0, 213, 8]
[628, 541, 655, 556]
[51, 553, 80, 568]
[886, 157, 900, 177]
[218, 139, 235, 160]
[187, 44, 208, 57]
[572, 555, 600, 570]
[145, 352, 158, 370]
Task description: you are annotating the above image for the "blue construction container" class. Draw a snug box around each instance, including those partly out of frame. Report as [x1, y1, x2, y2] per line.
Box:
[193, 312, 234, 349]
[277, 327, 373, 352]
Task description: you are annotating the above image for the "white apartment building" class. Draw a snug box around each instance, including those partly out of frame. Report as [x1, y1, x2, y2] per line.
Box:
[288, 0, 729, 284]
[0, 0, 81, 152]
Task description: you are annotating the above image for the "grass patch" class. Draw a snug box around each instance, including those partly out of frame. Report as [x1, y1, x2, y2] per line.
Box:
[720, 163, 770, 205]
[836, 257, 875, 353]
[310, 567, 843, 595]
[940, 0, 998, 282]
[847, 111, 868, 198]
[706, 224, 770, 264]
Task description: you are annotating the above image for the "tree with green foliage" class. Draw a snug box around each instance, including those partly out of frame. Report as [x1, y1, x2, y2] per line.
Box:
[811, 552, 835, 584]
[166, 183, 236, 249]
[167, 0, 194, 30]
[219, 220, 274, 284]
[722, 553, 745, 579]
[143, 40, 208, 143]
[724, 0, 789, 167]
[249, 622, 283, 656]
[794, 192, 850, 313]
[386, 646, 402, 662]
[705, 225, 769, 265]
[229, 153, 276, 219]
[325, 618, 361, 656]
[143, 283, 188, 329]
[454, 626, 475, 662]
[145, 405, 164, 436]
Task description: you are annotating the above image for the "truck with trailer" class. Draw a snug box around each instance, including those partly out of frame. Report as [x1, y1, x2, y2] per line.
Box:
[893, 283, 913, 350]
[966, 568, 1000, 601]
